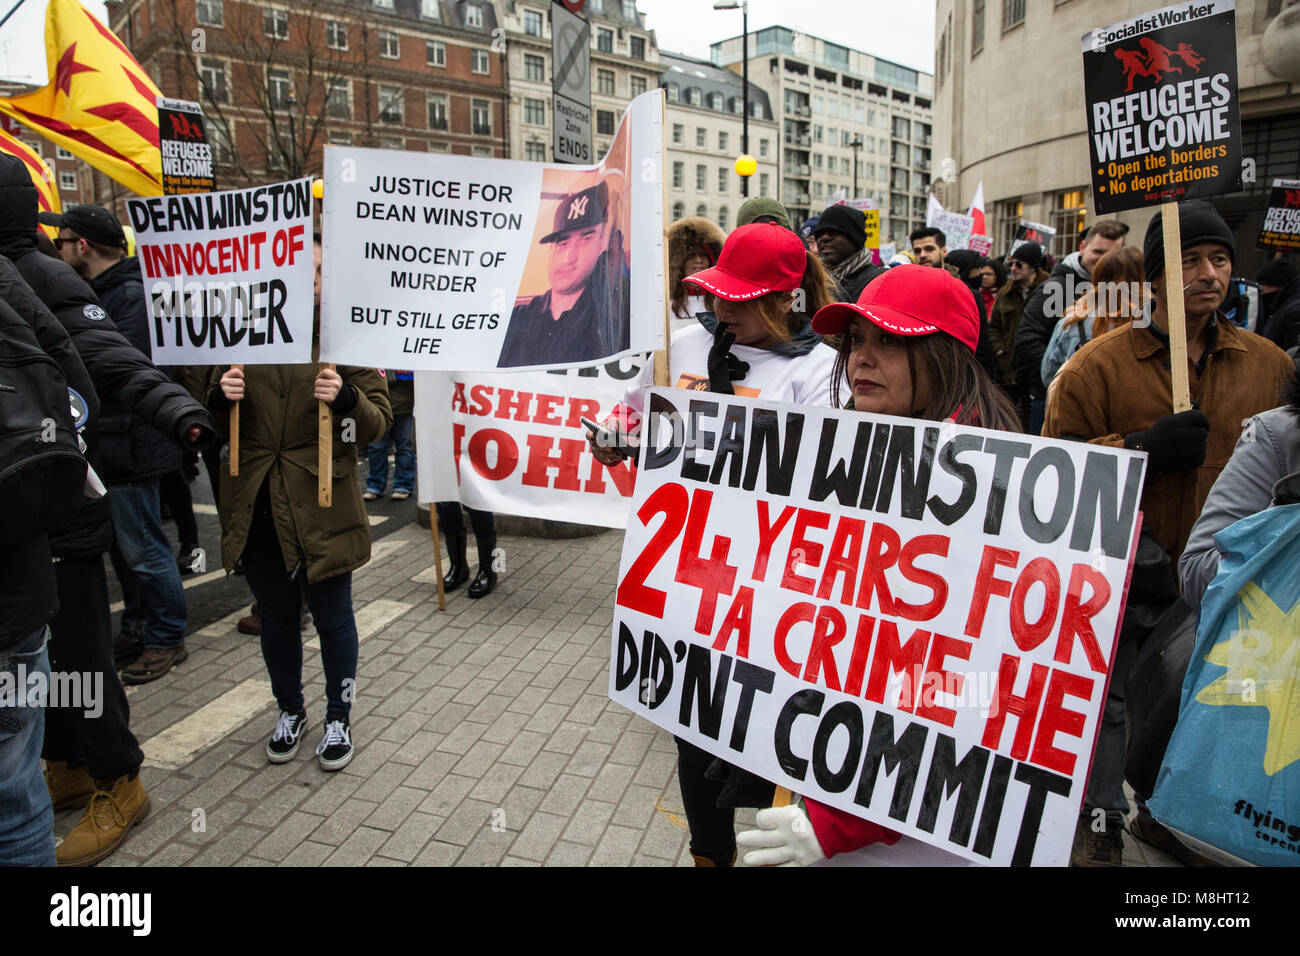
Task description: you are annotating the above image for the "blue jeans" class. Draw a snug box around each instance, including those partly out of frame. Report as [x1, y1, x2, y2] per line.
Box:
[241, 533, 359, 723]
[107, 478, 187, 648]
[366, 413, 415, 495]
[0, 627, 56, 866]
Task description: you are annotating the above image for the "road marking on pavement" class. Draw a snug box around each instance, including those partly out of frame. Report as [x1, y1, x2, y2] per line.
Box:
[192, 503, 219, 515]
[305, 598, 413, 649]
[110, 567, 226, 614]
[368, 514, 389, 526]
[140, 678, 274, 770]
[370, 536, 410, 564]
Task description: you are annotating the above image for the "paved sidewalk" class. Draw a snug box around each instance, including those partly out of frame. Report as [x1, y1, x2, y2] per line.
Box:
[56, 520, 1178, 867]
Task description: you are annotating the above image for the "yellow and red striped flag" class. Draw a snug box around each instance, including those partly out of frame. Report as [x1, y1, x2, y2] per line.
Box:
[0, 123, 62, 229]
[0, 0, 162, 196]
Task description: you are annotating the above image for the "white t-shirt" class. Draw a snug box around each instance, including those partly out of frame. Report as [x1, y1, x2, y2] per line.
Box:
[669, 295, 708, 337]
[621, 324, 841, 417]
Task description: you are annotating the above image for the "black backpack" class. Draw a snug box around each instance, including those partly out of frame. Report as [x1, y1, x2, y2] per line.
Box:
[0, 300, 87, 545]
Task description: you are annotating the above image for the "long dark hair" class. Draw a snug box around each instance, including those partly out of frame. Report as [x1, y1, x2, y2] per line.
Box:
[832, 330, 1022, 432]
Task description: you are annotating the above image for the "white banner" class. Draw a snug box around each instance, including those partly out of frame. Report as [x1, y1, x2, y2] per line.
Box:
[930, 210, 975, 251]
[127, 178, 314, 366]
[414, 356, 644, 528]
[609, 388, 1147, 866]
[321, 91, 665, 372]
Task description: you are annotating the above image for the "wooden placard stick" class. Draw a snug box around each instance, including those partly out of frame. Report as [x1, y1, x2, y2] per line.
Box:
[229, 363, 242, 476]
[429, 511, 447, 612]
[318, 362, 334, 507]
[771, 787, 794, 809]
[1160, 202, 1192, 413]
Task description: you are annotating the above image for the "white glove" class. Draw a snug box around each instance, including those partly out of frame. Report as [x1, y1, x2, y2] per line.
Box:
[736, 805, 827, 867]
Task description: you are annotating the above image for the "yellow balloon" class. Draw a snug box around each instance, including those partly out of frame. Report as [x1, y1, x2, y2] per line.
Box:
[734, 154, 757, 178]
[312, 178, 324, 199]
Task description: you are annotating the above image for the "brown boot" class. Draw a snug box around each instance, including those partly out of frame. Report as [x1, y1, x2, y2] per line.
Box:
[56, 773, 151, 867]
[237, 603, 261, 635]
[44, 761, 94, 812]
[691, 850, 736, 867]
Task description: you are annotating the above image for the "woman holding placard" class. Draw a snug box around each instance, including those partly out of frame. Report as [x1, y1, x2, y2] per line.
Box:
[589, 222, 838, 866]
[733, 265, 1019, 866]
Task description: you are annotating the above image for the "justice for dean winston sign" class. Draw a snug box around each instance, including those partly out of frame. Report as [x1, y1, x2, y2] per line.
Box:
[609, 389, 1146, 866]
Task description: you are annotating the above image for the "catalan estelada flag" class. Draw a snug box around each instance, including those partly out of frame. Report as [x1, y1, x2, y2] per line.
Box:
[0, 124, 62, 227]
[0, 0, 162, 196]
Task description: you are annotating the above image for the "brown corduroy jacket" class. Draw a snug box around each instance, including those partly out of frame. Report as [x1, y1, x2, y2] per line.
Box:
[1043, 315, 1295, 565]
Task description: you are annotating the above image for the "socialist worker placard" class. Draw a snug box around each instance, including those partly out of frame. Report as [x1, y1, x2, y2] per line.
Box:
[1081, 1, 1242, 215]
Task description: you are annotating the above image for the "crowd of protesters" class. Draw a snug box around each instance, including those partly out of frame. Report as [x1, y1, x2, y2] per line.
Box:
[2, 155, 1296, 868]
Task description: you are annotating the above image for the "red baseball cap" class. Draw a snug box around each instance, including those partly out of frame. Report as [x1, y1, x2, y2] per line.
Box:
[812, 264, 979, 353]
[682, 222, 805, 301]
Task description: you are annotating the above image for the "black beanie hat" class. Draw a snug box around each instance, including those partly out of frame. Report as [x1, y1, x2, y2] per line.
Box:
[813, 204, 867, 250]
[1143, 200, 1235, 282]
[1008, 241, 1043, 271]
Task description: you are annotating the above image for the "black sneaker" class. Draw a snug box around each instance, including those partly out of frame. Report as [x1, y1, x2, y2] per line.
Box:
[266, 709, 309, 764]
[316, 718, 353, 772]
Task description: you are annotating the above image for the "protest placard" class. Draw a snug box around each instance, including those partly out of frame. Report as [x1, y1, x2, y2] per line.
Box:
[156, 97, 215, 195]
[930, 210, 974, 251]
[1082, 1, 1241, 215]
[609, 388, 1146, 866]
[1256, 179, 1300, 253]
[968, 235, 992, 256]
[126, 178, 315, 366]
[1009, 220, 1056, 259]
[320, 91, 664, 372]
[414, 356, 642, 528]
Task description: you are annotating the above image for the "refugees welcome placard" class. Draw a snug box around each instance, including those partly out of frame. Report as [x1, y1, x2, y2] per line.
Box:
[609, 389, 1147, 866]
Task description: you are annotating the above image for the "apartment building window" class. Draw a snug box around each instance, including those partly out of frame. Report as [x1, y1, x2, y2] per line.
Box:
[672, 161, 684, 189]
[379, 84, 403, 123]
[597, 28, 613, 52]
[708, 92, 723, 110]
[199, 57, 229, 104]
[671, 123, 683, 146]
[427, 40, 446, 67]
[685, 87, 700, 106]
[718, 131, 728, 152]
[523, 53, 545, 82]
[892, 117, 911, 140]
[524, 98, 546, 126]
[464, 3, 482, 28]
[209, 121, 233, 164]
[717, 167, 727, 193]
[696, 204, 707, 218]
[664, 82, 679, 103]
[267, 68, 291, 109]
[472, 49, 490, 74]
[993, 197, 1023, 252]
[473, 147, 493, 156]
[597, 69, 614, 95]
[718, 205, 729, 230]
[696, 164, 707, 191]
[596, 110, 614, 135]
[56, 146, 73, 160]
[1051, 189, 1087, 256]
[622, 0, 636, 18]
[428, 93, 448, 130]
[1003, 0, 1025, 31]
[630, 36, 645, 60]
[759, 173, 769, 194]
[58, 171, 76, 191]
[195, 0, 222, 27]
[326, 78, 350, 119]
[325, 20, 347, 50]
[380, 31, 399, 58]
[420, 0, 440, 19]
[472, 98, 491, 135]
[525, 141, 547, 162]
[971, 0, 985, 56]
[630, 76, 646, 96]
[759, 138, 769, 158]
[523, 8, 542, 36]
[373, 0, 393, 9]
[827, 156, 836, 173]
[672, 201, 685, 219]
[263, 7, 288, 39]
[695, 128, 706, 148]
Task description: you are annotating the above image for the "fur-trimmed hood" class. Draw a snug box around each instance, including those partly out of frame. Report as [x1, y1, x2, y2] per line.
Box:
[668, 217, 725, 283]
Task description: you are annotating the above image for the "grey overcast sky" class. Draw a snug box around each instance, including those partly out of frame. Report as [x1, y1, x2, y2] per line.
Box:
[635, 0, 936, 74]
[0, 1, 936, 85]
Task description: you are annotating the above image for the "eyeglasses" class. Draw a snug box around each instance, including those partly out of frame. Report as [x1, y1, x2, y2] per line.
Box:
[53, 235, 78, 250]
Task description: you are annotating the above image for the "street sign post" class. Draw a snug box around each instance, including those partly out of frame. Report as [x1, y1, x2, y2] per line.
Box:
[551, 1, 593, 164]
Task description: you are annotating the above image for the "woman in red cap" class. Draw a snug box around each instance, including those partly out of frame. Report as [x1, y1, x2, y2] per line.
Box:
[734, 265, 1020, 867]
[589, 221, 838, 866]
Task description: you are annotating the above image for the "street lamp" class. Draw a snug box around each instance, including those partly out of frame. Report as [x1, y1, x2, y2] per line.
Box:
[714, 0, 749, 197]
[850, 134, 863, 200]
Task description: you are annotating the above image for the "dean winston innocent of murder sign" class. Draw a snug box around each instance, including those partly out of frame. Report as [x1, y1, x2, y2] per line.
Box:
[608, 389, 1147, 866]
[1081, 1, 1241, 215]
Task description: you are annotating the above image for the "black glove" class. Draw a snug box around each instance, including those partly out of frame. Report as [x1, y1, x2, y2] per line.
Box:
[706, 324, 749, 395]
[1124, 410, 1210, 474]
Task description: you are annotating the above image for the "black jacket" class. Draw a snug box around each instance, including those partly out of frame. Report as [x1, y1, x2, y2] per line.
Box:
[0, 154, 213, 557]
[90, 256, 183, 481]
[1261, 276, 1300, 353]
[1012, 252, 1090, 402]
